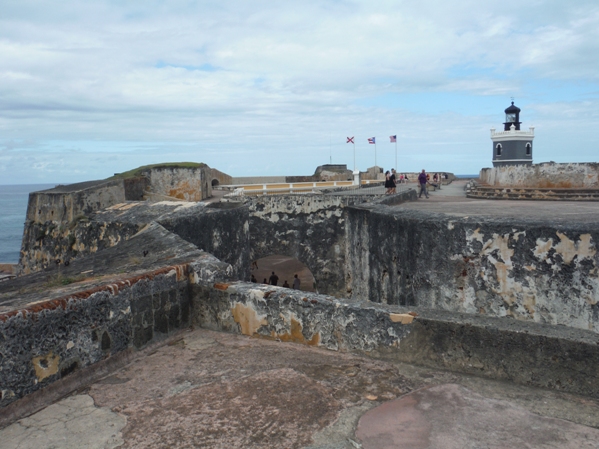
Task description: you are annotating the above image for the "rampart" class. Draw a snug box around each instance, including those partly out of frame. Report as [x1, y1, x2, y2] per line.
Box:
[3, 178, 599, 419]
[480, 162, 599, 188]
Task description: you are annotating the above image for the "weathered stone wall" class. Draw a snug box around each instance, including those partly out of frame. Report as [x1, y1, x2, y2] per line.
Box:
[19, 219, 141, 274]
[346, 205, 599, 332]
[0, 266, 188, 407]
[0, 251, 232, 408]
[192, 281, 599, 398]
[481, 162, 599, 188]
[20, 201, 251, 276]
[247, 195, 352, 297]
[26, 180, 126, 224]
[145, 166, 212, 201]
[247, 192, 417, 297]
[158, 203, 251, 281]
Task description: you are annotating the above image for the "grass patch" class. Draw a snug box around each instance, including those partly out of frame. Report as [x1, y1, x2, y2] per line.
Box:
[109, 162, 207, 180]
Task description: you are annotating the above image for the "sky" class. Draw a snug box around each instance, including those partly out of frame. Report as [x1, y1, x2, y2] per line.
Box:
[1, 0, 598, 184]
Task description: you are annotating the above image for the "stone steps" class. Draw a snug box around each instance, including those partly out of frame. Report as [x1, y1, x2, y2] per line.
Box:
[466, 184, 599, 201]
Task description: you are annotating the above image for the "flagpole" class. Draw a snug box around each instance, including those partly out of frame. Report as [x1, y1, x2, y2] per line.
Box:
[395, 140, 397, 169]
[375, 142, 377, 168]
[353, 141, 356, 171]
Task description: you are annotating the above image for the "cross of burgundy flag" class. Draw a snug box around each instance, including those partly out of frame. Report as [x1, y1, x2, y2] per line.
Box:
[347, 137, 354, 144]
[368, 137, 376, 144]
[390, 135, 397, 143]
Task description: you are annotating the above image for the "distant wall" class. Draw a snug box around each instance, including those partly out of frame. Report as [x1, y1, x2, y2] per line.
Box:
[26, 180, 126, 224]
[210, 168, 233, 187]
[145, 166, 212, 201]
[230, 176, 287, 185]
[480, 162, 599, 188]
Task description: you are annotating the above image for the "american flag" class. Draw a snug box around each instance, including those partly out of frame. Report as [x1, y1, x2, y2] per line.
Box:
[368, 137, 376, 144]
[390, 135, 397, 143]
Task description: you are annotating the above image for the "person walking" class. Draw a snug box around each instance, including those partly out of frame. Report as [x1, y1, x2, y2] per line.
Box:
[384, 170, 393, 194]
[418, 169, 429, 199]
[269, 271, 279, 286]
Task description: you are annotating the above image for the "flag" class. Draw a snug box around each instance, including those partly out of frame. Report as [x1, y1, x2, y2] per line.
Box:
[368, 137, 376, 144]
[390, 135, 397, 143]
[347, 137, 354, 144]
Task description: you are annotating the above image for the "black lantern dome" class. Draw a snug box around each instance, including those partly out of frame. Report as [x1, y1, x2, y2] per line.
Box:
[503, 101, 521, 131]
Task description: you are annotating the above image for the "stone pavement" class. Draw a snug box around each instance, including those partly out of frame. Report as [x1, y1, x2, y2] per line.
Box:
[406, 179, 599, 224]
[2, 328, 599, 449]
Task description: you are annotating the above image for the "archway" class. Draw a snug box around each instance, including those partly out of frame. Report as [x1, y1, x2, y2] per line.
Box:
[211, 179, 220, 187]
[250, 255, 316, 292]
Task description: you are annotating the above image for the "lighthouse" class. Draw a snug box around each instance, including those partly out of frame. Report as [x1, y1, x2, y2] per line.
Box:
[490, 102, 535, 167]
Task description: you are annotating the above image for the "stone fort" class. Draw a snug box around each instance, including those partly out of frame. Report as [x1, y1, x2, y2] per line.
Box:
[1, 160, 599, 445]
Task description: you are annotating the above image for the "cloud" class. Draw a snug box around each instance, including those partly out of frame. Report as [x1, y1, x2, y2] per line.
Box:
[0, 0, 597, 183]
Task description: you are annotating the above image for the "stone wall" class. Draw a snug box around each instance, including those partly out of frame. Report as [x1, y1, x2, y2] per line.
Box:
[26, 180, 127, 224]
[346, 204, 599, 333]
[246, 191, 417, 298]
[19, 219, 142, 274]
[210, 168, 233, 187]
[0, 265, 188, 407]
[193, 281, 599, 399]
[480, 162, 599, 188]
[158, 203, 251, 281]
[145, 166, 212, 201]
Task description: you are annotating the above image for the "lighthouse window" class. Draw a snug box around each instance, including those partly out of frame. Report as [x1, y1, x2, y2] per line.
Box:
[496, 144, 502, 156]
[526, 143, 531, 155]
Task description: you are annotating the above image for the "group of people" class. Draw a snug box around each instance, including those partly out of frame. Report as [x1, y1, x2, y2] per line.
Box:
[384, 169, 407, 194]
[250, 272, 301, 290]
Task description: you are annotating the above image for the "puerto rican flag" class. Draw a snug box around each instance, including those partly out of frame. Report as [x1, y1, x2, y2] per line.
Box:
[368, 137, 376, 144]
[390, 135, 397, 143]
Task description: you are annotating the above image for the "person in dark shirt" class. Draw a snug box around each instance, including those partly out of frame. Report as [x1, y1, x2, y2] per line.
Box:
[250, 274, 257, 283]
[283, 280, 290, 288]
[269, 271, 279, 286]
[418, 169, 429, 199]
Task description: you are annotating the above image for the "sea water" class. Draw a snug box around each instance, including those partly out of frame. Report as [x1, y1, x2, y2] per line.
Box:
[0, 184, 56, 263]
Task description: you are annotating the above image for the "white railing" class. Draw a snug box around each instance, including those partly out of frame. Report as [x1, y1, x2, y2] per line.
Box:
[223, 180, 384, 197]
[490, 126, 535, 138]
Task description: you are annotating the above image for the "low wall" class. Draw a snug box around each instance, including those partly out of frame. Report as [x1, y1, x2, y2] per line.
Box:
[193, 282, 599, 398]
[480, 162, 599, 188]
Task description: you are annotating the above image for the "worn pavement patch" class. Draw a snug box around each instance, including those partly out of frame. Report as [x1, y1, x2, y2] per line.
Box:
[355, 384, 599, 449]
[0, 394, 125, 449]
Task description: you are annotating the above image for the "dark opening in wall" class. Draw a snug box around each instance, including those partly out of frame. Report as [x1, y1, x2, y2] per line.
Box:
[212, 179, 220, 187]
[101, 331, 112, 351]
[60, 359, 80, 378]
[251, 254, 316, 292]
[496, 144, 502, 156]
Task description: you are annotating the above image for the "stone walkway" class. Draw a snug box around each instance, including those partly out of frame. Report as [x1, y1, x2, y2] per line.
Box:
[404, 180, 599, 224]
[2, 329, 599, 448]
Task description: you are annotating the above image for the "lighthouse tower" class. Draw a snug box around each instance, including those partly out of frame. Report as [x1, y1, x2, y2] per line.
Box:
[490, 102, 535, 167]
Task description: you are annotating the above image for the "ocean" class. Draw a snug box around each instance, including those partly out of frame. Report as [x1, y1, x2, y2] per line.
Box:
[0, 184, 56, 263]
